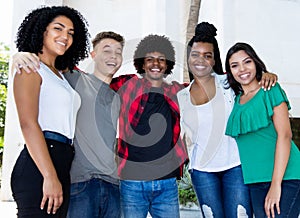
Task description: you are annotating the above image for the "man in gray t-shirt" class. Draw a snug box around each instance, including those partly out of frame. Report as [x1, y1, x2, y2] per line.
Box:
[65, 71, 120, 186]
[65, 32, 124, 218]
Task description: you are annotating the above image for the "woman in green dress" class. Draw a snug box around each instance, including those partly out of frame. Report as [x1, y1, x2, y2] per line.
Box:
[225, 42, 300, 218]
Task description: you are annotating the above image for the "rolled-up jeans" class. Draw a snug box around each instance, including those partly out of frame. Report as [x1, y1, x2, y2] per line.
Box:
[120, 177, 180, 218]
[11, 134, 74, 218]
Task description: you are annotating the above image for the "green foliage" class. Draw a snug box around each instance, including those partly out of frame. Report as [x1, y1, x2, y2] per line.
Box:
[0, 84, 7, 137]
[0, 137, 3, 167]
[0, 42, 9, 87]
[0, 42, 9, 149]
[179, 187, 198, 206]
[178, 166, 198, 206]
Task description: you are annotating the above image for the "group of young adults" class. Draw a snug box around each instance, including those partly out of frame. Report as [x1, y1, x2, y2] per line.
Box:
[10, 5, 300, 218]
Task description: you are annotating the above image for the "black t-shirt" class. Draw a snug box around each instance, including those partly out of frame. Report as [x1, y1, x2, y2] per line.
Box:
[129, 87, 172, 162]
[123, 87, 179, 180]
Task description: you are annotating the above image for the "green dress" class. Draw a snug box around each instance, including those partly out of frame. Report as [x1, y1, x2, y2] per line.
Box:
[226, 83, 300, 184]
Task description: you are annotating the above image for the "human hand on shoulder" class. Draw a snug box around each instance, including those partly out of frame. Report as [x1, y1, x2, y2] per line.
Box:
[259, 72, 278, 91]
[12, 52, 40, 74]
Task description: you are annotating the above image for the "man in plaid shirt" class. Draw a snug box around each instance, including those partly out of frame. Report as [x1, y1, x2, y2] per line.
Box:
[110, 34, 188, 218]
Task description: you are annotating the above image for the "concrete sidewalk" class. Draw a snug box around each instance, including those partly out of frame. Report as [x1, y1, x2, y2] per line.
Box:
[0, 201, 202, 218]
[1, 201, 299, 218]
[0, 201, 16, 218]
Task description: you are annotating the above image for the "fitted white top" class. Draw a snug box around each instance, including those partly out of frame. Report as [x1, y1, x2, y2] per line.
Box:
[37, 62, 81, 139]
[177, 73, 241, 172]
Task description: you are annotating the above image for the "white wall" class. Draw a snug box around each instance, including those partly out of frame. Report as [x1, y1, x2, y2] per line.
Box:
[64, 0, 189, 82]
[199, 0, 300, 117]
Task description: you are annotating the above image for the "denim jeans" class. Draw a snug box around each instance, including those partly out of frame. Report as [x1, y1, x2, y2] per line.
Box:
[120, 178, 180, 218]
[67, 178, 121, 218]
[190, 165, 252, 218]
[248, 180, 300, 218]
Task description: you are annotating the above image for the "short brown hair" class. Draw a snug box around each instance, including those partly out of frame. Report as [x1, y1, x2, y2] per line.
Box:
[92, 31, 125, 48]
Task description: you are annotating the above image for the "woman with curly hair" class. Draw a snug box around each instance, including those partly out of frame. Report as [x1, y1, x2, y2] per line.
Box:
[11, 6, 89, 217]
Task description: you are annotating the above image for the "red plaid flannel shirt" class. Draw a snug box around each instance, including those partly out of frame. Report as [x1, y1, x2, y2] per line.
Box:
[110, 74, 188, 178]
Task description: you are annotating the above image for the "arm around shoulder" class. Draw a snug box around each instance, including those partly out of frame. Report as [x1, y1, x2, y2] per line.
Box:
[110, 74, 137, 91]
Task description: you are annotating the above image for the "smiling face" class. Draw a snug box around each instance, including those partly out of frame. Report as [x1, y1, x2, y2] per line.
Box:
[91, 38, 123, 79]
[188, 42, 215, 78]
[42, 15, 74, 57]
[228, 50, 257, 86]
[143, 51, 167, 84]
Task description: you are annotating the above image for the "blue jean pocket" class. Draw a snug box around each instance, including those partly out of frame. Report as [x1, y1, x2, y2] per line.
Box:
[70, 181, 88, 196]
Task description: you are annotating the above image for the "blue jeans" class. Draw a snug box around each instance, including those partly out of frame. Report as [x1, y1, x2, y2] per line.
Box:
[190, 165, 252, 218]
[120, 178, 180, 218]
[248, 180, 300, 218]
[67, 178, 121, 218]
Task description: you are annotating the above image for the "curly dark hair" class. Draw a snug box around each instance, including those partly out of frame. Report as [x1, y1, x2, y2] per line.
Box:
[225, 42, 267, 95]
[187, 22, 224, 82]
[15, 5, 90, 71]
[133, 34, 175, 76]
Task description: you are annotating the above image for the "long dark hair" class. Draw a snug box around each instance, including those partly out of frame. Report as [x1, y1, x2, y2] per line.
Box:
[187, 22, 224, 82]
[225, 42, 267, 95]
[16, 6, 90, 71]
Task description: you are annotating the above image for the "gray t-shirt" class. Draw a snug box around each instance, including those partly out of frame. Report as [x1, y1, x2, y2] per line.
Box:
[65, 71, 120, 185]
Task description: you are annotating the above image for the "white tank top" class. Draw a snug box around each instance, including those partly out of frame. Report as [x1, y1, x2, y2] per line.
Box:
[37, 62, 81, 139]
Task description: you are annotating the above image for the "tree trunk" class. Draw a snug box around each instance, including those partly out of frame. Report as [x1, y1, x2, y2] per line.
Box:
[184, 0, 201, 82]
